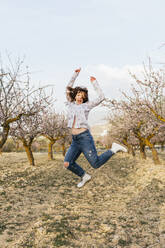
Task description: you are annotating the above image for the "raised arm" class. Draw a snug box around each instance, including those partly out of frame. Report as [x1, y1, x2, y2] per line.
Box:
[87, 76, 105, 109]
[66, 68, 81, 102]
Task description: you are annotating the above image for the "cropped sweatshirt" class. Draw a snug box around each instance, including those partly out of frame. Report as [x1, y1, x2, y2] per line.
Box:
[65, 71, 105, 129]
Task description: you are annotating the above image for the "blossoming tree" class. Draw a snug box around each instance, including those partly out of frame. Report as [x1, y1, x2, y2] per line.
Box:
[0, 56, 52, 152]
[10, 89, 53, 165]
[40, 111, 69, 160]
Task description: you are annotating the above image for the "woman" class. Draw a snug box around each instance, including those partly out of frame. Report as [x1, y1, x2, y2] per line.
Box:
[64, 68, 127, 188]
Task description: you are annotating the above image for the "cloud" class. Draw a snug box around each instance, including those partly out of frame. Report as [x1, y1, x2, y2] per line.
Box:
[85, 64, 144, 100]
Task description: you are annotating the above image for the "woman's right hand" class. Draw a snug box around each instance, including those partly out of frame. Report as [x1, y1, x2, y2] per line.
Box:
[90, 76, 96, 82]
[75, 68, 81, 73]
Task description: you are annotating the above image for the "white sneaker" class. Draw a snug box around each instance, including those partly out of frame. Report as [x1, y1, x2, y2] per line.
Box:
[77, 173, 91, 188]
[111, 142, 127, 153]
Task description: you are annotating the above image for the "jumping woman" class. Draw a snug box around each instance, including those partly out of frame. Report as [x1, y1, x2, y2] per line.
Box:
[64, 68, 127, 188]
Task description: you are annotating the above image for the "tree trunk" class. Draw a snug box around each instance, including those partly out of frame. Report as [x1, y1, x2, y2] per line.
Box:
[139, 142, 146, 159]
[23, 144, 35, 166]
[160, 142, 164, 151]
[146, 139, 161, 165]
[128, 145, 135, 157]
[0, 124, 10, 151]
[151, 147, 161, 165]
[62, 143, 66, 156]
[15, 141, 20, 151]
[123, 139, 135, 157]
[48, 140, 55, 160]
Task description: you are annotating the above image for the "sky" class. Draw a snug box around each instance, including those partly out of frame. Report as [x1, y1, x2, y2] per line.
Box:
[1, 0, 165, 125]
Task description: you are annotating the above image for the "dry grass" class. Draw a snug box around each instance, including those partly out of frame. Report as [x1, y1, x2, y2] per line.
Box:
[0, 151, 165, 248]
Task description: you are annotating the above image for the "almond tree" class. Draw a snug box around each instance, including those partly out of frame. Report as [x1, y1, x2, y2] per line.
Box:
[41, 111, 69, 160]
[10, 89, 53, 165]
[104, 101, 138, 156]
[123, 99, 162, 163]
[107, 113, 138, 157]
[130, 59, 165, 123]
[104, 60, 165, 164]
[0, 56, 49, 151]
[10, 115, 41, 165]
[105, 96, 162, 164]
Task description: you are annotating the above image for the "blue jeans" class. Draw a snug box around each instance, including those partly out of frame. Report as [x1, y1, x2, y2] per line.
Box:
[64, 129, 114, 177]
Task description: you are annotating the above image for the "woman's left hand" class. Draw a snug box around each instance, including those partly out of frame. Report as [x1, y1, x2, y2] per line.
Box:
[75, 68, 81, 73]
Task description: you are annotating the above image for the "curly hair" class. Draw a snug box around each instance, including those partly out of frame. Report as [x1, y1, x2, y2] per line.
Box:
[67, 86, 89, 103]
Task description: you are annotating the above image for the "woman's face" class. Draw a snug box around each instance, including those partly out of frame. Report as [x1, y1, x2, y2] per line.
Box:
[75, 91, 85, 105]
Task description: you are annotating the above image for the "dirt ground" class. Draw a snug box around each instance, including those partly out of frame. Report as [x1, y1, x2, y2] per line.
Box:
[0, 151, 165, 248]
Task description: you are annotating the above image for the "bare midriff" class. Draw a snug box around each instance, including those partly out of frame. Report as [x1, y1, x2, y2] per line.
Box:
[71, 127, 87, 135]
[71, 115, 87, 135]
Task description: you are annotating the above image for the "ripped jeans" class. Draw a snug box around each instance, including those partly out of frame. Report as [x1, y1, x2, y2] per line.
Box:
[64, 129, 114, 177]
